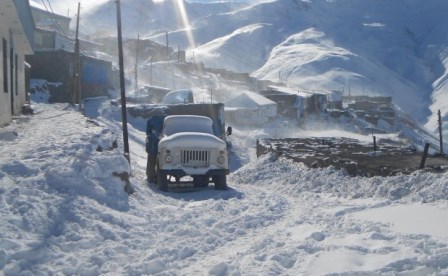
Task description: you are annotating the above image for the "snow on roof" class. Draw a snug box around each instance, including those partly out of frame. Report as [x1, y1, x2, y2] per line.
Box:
[225, 91, 276, 108]
[297, 91, 314, 98]
[267, 85, 299, 95]
[29, 1, 70, 19]
[29, 1, 47, 11]
[267, 85, 325, 98]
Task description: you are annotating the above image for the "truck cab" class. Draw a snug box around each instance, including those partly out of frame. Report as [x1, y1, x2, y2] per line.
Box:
[156, 115, 230, 191]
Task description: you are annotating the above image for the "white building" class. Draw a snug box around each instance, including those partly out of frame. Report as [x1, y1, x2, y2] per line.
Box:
[225, 91, 277, 126]
[0, 0, 35, 127]
[29, 1, 73, 52]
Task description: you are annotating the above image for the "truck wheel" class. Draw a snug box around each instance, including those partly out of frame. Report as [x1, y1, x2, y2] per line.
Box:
[213, 175, 227, 190]
[157, 171, 168, 192]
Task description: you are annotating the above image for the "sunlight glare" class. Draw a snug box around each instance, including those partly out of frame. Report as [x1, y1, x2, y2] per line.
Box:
[174, 0, 196, 49]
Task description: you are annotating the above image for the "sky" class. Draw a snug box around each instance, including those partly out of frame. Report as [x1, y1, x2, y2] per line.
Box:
[30, 0, 108, 17]
[31, 0, 253, 16]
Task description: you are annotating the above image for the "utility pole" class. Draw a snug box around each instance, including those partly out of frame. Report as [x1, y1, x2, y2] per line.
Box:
[135, 34, 139, 93]
[419, 143, 430, 169]
[172, 66, 175, 89]
[115, 0, 130, 164]
[149, 57, 153, 85]
[348, 85, 351, 103]
[438, 109, 444, 155]
[72, 3, 81, 108]
[165, 31, 169, 59]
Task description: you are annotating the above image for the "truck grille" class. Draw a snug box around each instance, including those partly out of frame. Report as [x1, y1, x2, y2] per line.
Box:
[181, 150, 210, 167]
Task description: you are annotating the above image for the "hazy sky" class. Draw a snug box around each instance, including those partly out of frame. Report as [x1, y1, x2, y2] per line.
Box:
[32, 0, 255, 16]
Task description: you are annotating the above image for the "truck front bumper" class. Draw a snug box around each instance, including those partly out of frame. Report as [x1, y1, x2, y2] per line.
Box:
[159, 168, 229, 178]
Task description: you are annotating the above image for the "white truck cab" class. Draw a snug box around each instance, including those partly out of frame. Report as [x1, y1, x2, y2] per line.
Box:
[156, 115, 230, 191]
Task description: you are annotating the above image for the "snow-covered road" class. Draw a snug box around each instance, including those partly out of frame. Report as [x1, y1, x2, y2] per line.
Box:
[1, 103, 448, 275]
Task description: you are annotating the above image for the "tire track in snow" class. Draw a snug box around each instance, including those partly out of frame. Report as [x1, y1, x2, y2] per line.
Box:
[182, 183, 312, 275]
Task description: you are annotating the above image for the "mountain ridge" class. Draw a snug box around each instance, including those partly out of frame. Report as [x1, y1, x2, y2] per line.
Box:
[32, 0, 448, 132]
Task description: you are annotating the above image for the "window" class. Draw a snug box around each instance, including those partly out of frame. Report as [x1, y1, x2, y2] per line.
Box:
[15, 54, 18, 95]
[10, 47, 14, 96]
[2, 38, 7, 93]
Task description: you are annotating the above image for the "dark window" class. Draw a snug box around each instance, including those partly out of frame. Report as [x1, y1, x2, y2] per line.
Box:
[15, 54, 18, 95]
[2, 38, 7, 93]
[10, 47, 13, 95]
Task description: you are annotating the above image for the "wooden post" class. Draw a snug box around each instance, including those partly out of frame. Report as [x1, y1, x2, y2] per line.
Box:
[149, 57, 153, 85]
[115, 0, 130, 164]
[419, 143, 430, 169]
[135, 34, 139, 93]
[438, 110, 444, 155]
[72, 3, 81, 106]
[165, 31, 169, 59]
[373, 135, 377, 152]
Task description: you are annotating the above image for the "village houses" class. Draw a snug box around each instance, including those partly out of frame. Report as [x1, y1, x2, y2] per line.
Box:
[26, 1, 114, 103]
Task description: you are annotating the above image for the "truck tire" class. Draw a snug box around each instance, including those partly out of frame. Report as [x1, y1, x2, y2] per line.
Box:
[213, 175, 227, 190]
[157, 170, 168, 192]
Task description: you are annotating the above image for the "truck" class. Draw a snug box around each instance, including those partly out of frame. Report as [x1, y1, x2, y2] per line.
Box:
[138, 103, 232, 191]
[155, 115, 230, 191]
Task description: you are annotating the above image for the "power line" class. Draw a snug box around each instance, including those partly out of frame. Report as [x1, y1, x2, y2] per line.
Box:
[40, 0, 68, 37]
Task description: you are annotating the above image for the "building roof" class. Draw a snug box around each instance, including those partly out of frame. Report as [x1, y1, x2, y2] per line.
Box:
[268, 85, 328, 98]
[226, 91, 276, 108]
[267, 85, 298, 95]
[29, 1, 46, 11]
[30, 1, 71, 20]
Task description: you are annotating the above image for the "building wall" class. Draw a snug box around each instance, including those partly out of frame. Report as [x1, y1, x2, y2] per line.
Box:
[0, 34, 11, 126]
[31, 7, 70, 34]
[0, 0, 34, 127]
[35, 29, 73, 51]
[225, 104, 277, 126]
[27, 50, 113, 103]
[35, 29, 55, 49]
[81, 56, 112, 98]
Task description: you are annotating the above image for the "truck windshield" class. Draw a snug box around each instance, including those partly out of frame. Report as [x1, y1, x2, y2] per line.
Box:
[163, 116, 214, 136]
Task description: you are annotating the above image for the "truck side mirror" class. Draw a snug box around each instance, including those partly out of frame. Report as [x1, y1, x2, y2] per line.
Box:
[226, 126, 232, 136]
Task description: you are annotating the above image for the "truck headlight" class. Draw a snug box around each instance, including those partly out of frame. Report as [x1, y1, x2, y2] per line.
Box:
[165, 155, 173, 163]
[217, 156, 225, 164]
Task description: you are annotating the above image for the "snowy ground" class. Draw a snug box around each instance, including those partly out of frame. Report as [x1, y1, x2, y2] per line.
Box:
[1, 101, 448, 275]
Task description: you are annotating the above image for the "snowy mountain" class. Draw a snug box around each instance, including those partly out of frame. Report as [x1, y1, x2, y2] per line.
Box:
[37, 0, 448, 135]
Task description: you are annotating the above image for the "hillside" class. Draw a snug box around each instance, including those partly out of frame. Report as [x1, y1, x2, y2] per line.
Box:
[32, 0, 448, 135]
